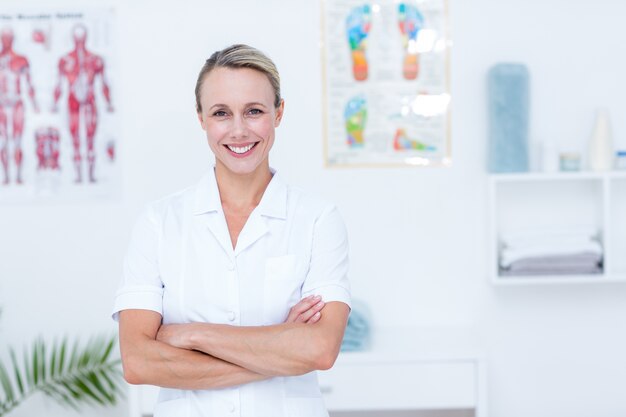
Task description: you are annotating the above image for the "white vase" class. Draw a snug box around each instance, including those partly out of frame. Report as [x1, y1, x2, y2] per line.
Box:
[541, 141, 558, 173]
[588, 108, 613, 171]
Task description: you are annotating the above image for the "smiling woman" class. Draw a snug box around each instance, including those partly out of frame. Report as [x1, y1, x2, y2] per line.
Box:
[112, 44, 351, 417]
[198, 65, 282, 178]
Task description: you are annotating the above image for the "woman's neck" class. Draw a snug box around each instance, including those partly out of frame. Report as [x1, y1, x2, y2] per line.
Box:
[214, 161, 272, 212]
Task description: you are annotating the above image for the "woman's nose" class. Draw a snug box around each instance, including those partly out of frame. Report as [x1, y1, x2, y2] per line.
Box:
[230, 115, 248, 138]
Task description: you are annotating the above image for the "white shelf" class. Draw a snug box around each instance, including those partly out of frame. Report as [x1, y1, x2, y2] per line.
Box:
[492, 274, 626, 286]
[489, 170, 626, 183]
[488, 170, 626, 285]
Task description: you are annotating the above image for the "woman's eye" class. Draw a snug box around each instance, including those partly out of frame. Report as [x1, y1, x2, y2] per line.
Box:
[213, 110, 227, 117]
[248, 108, 263, 115]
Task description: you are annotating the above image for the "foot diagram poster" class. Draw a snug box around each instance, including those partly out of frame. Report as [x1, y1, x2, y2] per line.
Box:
[0, 9, 118, 202]
[322, 0, 450, 167]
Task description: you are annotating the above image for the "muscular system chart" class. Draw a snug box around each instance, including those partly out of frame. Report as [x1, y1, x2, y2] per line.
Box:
[0, 9, 118, 202]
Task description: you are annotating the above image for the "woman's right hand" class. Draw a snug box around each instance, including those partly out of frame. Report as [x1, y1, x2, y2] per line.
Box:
[285, 295, 325, 324]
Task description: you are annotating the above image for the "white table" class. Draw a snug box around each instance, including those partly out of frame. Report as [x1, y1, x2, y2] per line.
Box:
[318, 326, 487, 416]
[129, 326, 487, 417]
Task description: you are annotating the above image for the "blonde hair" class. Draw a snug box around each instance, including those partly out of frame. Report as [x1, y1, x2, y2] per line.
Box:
[195, 44, 281, 113]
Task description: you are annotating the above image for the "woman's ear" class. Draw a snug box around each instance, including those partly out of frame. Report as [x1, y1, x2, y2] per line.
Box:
[197, 112, 206, 131]
[274, 99, 285, 127]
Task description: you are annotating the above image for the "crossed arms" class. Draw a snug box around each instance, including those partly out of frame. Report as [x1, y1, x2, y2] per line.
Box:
[119, 298, 349, 390]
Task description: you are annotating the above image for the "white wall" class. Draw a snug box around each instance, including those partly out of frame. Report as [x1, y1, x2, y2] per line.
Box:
[1, 0, 625, 416]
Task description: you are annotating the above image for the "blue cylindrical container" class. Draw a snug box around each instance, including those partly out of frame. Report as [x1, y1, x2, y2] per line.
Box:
[487, 63, 530, 173]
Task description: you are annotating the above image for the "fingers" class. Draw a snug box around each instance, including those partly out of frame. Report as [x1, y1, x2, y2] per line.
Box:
[307, 311, 322, 324]
[298, 299, 325, 323]
[285, 295, 324, 323]
[295, 295, 320, 314]
[291, 295, 320, 317]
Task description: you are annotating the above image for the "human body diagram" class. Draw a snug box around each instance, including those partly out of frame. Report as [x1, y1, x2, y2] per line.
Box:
[52, 24, 114, 184]
[0, 20, 115, 190]
[0, 27, 39, 185]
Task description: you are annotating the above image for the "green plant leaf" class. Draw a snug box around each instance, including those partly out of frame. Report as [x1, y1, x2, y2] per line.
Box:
[68, 339, 80, 371]
[0, 333, 124, 417]
[32, 339, 39, 386]
[49, 339, 57, 379]
[23, 347, 32, 388]
[9, 349, 24, 396]
[101, 337, 115, 362]
[57, 336, 67, 376]
[39, 339, 46, 383]
[0, 360, 15, 404]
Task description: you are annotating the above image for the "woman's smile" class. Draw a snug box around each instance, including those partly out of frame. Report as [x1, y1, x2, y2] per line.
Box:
[224, 142, 259, 157]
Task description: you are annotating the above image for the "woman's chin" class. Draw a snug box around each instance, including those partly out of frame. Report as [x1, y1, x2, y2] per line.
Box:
[216, 157, 268, 177]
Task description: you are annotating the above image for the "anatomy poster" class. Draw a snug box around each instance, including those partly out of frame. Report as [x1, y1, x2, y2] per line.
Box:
[322, 0, 450, 167]
[0, 9, 118, 202]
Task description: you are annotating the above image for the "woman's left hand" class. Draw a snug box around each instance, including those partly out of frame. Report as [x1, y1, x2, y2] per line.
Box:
[285, 295, 325, 324]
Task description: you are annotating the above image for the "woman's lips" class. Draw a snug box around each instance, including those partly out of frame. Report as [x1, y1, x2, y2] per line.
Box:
[224, 142, 258, 158]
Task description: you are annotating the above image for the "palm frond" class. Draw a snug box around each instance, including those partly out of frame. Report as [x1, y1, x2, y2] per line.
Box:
[0, 334, 124, 416]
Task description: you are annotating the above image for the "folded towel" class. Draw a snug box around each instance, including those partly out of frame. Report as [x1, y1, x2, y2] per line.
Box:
[500, 241, 603, 267]
[499, 228, 605, 276]
[341, 299, 371, 352]
[506, 253, 602, 272]
[501, 266, 602, 276]
[500, 251, 603, 276]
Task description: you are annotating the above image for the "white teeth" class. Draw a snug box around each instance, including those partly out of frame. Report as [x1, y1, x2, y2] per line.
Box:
[227, 143, 254, 154]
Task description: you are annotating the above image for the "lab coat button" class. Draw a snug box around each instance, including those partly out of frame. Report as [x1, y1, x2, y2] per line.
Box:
[227, 262, 235, 271]
[229, 403, 236, 412]
[228, 311, 236, 321]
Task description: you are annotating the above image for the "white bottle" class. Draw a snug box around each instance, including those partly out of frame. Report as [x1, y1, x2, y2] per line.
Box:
[588, 108, 613, 171]
[541, 141, 558, 173]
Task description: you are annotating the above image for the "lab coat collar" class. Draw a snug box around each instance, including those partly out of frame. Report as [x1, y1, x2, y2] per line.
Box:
[193, 166, 288, 220]
[193, 167, 222, 215]
[256, 169, 288, 220]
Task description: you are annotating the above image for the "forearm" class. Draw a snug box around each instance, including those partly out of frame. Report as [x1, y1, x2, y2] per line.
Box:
[103, 82, 112, 104]
[99, 70, 113, 107]
[22, 71, 37, 110]
[53, 85, 61, 104]
[184, 322, 331, 377]
[27, 81, 36, 104]
[53, 74, 62, 104]
[155, 302, 348, 378]
[123, 337, 269, 389]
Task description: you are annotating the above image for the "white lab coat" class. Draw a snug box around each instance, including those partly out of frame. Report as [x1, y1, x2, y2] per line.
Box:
[112, 167, 351, 417]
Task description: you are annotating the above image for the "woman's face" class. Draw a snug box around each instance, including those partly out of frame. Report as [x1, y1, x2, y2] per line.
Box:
[198, 67, 283, 177]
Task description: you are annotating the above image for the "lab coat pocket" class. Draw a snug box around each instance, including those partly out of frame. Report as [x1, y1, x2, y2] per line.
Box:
[264, 255, 300, 323]
[265, 254, 297, 281]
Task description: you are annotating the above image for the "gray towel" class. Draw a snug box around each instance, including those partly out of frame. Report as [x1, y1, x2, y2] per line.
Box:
[501, 266, 602, 276]
[506, 252, 602, 272]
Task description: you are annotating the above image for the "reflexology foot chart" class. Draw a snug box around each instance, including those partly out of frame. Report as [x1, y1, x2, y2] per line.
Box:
[345, 95, 367, 148]
[323, 0, 450, 167]
[346, 5, 372, 81]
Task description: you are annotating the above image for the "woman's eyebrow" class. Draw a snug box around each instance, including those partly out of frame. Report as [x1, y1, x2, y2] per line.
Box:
[209, 102, 268, 110]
